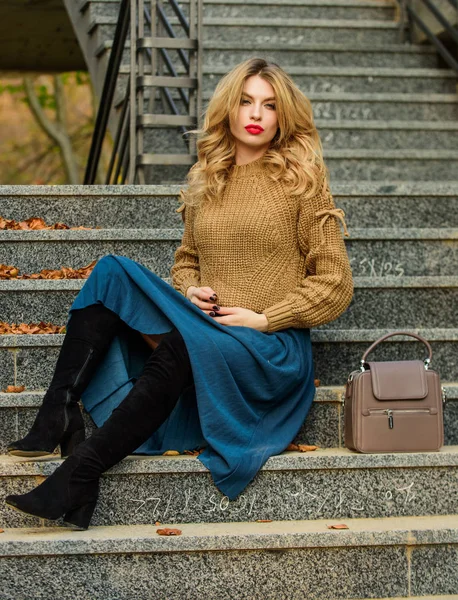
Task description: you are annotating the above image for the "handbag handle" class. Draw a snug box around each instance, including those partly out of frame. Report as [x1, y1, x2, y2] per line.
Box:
[361, 331, 433, 369]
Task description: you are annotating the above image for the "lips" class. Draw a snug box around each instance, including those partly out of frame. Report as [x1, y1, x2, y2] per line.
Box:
[245, 125, 264, 132]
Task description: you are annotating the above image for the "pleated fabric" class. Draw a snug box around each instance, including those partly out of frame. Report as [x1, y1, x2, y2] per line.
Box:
[69, 254, 316, 500]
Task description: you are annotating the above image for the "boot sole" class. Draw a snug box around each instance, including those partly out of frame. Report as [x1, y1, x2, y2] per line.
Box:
[7, 449, 56, 457]
[5, 500, 88, 531]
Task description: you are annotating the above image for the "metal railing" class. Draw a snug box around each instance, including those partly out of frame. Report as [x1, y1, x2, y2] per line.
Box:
[84, 0, 202, 185]
[401, 0, 458, 74]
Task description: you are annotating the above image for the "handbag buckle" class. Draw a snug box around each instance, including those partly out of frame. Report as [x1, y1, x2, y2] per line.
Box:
[360, 360, 367, 372]
[424, 357, 431, 370]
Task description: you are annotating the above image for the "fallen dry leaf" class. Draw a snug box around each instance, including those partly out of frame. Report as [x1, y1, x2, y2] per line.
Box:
[0, 528, 4, 533]
[0, 321, 66, 335]
[256, 519, 272, 523]
[0, 216, 93, 231]
[156, 528, 182, 536]
[314, 379, 321, 387]
[2, 385, 25, 393]
[297, 444, 319, 452]
[327, 524, 349, 530]
[286, 443, 319, 452]
[162, 450, 180, 456]
[0, 260, 97, 280]
[184, 449, 201, 456]
[155, 521, 161, 526]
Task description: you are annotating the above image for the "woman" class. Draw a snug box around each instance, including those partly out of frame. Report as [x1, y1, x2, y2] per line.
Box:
[5, 58, 353, 530]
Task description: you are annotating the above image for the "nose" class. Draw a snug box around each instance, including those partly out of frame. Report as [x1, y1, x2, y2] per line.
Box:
[250, 103, 262, 120]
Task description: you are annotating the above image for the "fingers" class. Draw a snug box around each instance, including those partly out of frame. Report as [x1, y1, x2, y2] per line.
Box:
[190, 286, 218, 310]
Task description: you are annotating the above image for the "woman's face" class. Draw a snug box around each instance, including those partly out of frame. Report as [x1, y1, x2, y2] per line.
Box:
[230, 75, 279, 162]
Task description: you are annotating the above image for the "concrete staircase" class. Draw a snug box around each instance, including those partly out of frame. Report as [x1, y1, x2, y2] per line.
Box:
[1, 0, 458, 598]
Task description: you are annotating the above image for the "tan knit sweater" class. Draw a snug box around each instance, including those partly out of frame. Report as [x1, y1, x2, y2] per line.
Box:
[171, 155, 354, 333]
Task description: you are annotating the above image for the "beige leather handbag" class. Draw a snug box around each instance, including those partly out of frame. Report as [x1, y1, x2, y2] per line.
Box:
[344, 331, 446, 453]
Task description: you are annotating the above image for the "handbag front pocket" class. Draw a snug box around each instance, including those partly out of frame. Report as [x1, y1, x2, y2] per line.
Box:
[357, 406, 442, 452]
[367, 407, 435, 430]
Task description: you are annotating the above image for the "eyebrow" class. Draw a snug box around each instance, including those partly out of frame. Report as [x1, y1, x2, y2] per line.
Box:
[241, 93, 276, 102]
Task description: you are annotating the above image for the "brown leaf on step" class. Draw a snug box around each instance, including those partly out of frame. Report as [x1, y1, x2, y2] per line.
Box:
[0, 260, 97, 281]
[297, 444, 319, 452]
[162, 450, 180, 456]
[184, 450, 200, 456]
[256, 519, 272, 523]
[0, 528, 4, 533]
[327, 524, 349, 530]
[0, 264, 20, 279]
[286, 443, 299, 451]
[2, 385, 26, 393]
[314, 379, 321, 387]
[155, 521, 161, 526]
[156, 528, 182, 536]
[0, 321, 66, 335]
[0, 216, 91, 231]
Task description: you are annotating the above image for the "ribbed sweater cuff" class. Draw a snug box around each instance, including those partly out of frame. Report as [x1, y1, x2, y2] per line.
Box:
[262, 300, 296, 332]
[177, 277, 200, 298]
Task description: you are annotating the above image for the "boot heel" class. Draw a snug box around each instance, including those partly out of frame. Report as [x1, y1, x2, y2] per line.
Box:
[60, 428, 85, 457]
[63, 499, 97, 530]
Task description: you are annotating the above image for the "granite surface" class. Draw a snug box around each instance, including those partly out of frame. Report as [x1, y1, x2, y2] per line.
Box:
[0, 545, 409, 600]
[0, 229, 457, 276]
[2, 182, 457, 228]
[2, 450, 458, 527]
[325, 156, 458, 181]
[410, 545, 458, 595]
[201, 68, 457, 94]
[2, 284, 457, 333]
[1, 332, 456, 387]
[203, 46, 438, 69]
[142, 124, 458, 154]
[0, 194, 181, 229]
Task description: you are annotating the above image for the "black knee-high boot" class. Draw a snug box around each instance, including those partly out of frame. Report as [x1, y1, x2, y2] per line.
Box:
[5, 328, 194, 530]
[7, 303, 122, 457]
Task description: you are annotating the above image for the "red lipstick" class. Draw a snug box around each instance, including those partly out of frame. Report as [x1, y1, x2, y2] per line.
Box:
[245, 125, 264, 135]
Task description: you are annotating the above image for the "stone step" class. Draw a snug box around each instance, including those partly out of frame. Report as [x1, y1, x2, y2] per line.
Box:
[202, 41, 440, 69]
[202, 66, 458, 94]
[324, 150, 458, 181]
[1, 276, 458, 329]
[125, 89, 458, 122]
[97, 38, 441, 69]
[280, 92, 458, 121]
[142, 119, 458, 151]
[1, 449, 458, 529]
[0, 328, 456, 388]
[92, 16, 403, 46]
[83, 0, 397, 21]
[0, 228, 456, 275]
[116, 65, 458, 95]
[1, 182, 457, 229]
[1, 514, 457, 599]
[1, 383, 456, 455]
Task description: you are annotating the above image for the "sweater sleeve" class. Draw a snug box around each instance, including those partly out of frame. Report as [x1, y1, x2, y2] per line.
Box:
[262, 173, 354, 332]
[170, 201, 201, 297]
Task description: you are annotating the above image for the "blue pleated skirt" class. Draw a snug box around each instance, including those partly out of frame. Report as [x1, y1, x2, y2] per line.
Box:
[69, 254, 316, 500]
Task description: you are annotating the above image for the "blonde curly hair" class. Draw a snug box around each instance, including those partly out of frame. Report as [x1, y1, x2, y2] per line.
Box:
[180, 57, 329, 209]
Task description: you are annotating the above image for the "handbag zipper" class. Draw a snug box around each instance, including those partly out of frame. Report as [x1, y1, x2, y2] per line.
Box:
[368, 407, 431, 430]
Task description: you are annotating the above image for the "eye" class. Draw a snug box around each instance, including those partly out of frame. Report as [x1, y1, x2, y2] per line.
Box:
[241, 99, 250, 104]
[266, 103, 276, 109]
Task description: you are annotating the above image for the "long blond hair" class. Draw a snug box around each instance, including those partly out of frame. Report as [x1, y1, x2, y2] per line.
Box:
[180, 57, 329, 208]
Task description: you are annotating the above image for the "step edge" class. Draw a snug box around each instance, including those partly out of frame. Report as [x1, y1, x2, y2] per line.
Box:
[2, 446, 458, 478]
[1, 328, 458, 347]
[1, 514, 458, 556]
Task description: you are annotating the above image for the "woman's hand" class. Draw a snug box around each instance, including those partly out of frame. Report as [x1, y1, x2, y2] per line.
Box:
[210, 306, 269, 332]
[186, 286, 269, 332]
